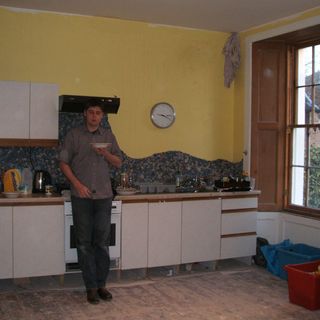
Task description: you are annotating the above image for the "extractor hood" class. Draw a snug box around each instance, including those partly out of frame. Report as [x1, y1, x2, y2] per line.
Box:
[59, 95, 120, 113]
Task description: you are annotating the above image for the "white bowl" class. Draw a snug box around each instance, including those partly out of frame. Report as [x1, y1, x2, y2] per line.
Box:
[2, 192, 20, 199]
[116, 187, 138, 195]
[90, 142, 111, 149]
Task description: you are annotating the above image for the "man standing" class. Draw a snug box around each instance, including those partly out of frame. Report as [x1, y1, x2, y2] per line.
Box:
[59, 99, 122, 304]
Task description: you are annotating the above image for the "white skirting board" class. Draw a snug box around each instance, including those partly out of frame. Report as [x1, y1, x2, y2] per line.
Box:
[257, 211, 320, 247]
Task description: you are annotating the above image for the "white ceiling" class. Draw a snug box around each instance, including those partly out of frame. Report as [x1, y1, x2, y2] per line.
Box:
[0, 0, 320, 32]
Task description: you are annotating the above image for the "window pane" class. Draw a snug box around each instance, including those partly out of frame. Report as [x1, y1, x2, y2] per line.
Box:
[291, 166, 305, 206]
[292, 128, 306, 166]
[315, 45, 320, 84]
[308, 168, 320, 209]
[297, 46, 312, 86]
[297, 87, 312, 124]
[309, 128, 320, 166]
[315, 85, 320, 124]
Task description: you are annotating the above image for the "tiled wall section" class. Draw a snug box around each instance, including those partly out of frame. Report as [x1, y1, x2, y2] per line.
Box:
[0, 114, 242, 189]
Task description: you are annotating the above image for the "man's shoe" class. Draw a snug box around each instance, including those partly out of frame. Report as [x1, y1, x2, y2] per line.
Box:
[97, 287, 113, 301]
[86, 289, 100, 304]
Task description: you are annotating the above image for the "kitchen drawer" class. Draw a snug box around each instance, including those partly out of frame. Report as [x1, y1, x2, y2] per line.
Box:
[221, 211, 257, 235]
[220, 235, 256, 259]
[222, 197, 258, 211]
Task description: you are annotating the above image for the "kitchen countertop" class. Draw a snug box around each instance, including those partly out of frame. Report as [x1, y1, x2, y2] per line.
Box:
[0, 190, 261, 206]
[0, 193, 65, 206]
[115, 190, 261, 203]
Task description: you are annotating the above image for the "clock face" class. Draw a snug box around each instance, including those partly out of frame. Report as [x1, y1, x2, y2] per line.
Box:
[150, 103, 176, 128]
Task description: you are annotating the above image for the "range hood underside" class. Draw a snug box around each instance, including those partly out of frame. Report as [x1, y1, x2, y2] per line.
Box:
[59, 95, 120, 113]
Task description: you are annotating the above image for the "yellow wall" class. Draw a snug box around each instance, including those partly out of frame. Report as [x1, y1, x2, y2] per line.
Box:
[233, 8, 320, 161]
[2, 6, 318, 162]
[0, 7, 234, 161]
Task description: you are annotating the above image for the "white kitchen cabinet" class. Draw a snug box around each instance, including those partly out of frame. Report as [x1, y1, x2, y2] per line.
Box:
[29, 82, 59, 139]
[148, 201, 181, 268]
[0, 81, 29, 139]
[13, 205, 64, 278]
[121, 202, 148, 270]
[181, 199, 221, 264]
[220, 197, 258, 260]
[0, 207, 13, 279]
[0, 80, 59, 140]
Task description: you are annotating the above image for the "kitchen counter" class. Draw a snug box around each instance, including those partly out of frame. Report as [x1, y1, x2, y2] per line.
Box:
[0, 190, 261, 205]
[0, 193, 64, 206]
[115, 190, 261, 202]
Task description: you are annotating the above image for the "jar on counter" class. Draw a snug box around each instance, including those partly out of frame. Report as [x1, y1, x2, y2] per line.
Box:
[120, 172, 129, 188]
[21, 167, 33, 194]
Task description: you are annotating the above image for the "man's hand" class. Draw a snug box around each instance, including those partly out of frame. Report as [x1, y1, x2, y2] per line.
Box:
[93, 146, 109, 157]
[74, 180, 92, 198]
[59, 161, 92, 198]
[92, 146, 122, 168]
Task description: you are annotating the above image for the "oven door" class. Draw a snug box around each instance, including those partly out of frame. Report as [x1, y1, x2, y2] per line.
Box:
[65, 214, 78, 264]
[109, 213, 120, 259]
[65, 213, 120, 264]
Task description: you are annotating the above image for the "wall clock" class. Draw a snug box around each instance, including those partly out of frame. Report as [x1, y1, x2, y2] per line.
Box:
[150, 102, 176, 128]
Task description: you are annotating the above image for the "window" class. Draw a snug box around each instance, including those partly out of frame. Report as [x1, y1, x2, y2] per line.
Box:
[288, 43, 320, 215]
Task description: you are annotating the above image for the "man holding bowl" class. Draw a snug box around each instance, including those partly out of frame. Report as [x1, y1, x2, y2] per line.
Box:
[59, 98, 122, 304]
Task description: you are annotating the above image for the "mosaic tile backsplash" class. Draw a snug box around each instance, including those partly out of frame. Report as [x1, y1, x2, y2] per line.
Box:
[0, 113, 243, 190]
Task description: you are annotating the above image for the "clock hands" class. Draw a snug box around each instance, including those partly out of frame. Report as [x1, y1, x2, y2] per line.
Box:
[157, 113, 173, 120]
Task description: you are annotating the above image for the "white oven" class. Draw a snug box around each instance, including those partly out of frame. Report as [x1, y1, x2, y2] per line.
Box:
[64, 200, 121, 270]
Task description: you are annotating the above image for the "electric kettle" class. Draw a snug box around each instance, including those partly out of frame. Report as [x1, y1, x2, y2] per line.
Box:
[33, 170, 52, 193]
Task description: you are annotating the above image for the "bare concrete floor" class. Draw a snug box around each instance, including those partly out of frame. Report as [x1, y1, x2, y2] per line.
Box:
[0, 259, 319, 319]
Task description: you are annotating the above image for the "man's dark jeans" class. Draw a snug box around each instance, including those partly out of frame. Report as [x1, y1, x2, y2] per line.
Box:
[71, 196, 112, 289]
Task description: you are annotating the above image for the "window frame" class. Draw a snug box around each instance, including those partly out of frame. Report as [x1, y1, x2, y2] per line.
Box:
[285, 40, 320, 218]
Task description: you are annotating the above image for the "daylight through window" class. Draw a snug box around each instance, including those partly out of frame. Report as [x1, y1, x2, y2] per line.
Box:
[290, 44, 320, 212]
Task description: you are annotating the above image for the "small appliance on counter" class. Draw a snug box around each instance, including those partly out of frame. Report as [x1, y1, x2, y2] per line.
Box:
[3, 168, 22, 192]
[33, 170, 52, 193]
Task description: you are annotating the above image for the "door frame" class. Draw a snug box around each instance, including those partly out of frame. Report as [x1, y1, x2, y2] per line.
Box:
[243, 15, 320, 174]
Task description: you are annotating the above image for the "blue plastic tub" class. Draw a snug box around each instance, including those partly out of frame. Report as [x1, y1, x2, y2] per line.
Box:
[277, 244, 320, 279]
[261, 240, 320, 280]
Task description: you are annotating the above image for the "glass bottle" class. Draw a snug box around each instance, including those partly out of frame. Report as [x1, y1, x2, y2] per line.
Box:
[120, 172, 128, 188]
